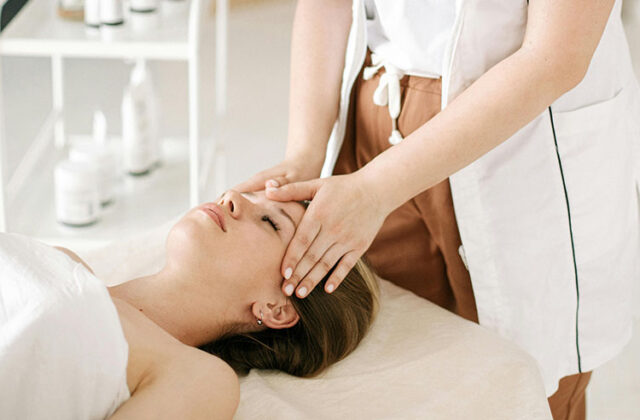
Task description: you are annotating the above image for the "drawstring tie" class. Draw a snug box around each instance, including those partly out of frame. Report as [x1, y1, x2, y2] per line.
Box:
[363, 53, 405, 145]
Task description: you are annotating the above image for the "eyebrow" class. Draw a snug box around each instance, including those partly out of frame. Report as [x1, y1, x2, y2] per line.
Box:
[279, 208, 297, 229]
[240, 191, 297, 229]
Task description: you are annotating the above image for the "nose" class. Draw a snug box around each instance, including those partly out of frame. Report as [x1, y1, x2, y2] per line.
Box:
[219, 190, 251, 220]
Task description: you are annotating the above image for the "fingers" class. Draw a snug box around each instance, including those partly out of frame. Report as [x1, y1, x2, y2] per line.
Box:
[265, 176, 289, 189]
[282, 231, 335, 298]
[324, 251, 359, 293]
[280, 219, 322, 295]
[233, 170, 272, 193]
[266, 179, 322, 202]
[295, 244, 347, 295]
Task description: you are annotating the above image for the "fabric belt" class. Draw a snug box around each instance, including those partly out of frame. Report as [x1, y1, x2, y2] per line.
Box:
[363, 53, 406, 145]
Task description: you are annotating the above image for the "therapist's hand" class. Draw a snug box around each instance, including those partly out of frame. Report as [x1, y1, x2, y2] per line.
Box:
[265, 173, 391, 298]
[233, 155, 324, 193]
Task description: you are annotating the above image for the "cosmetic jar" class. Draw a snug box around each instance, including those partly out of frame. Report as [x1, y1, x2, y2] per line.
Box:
[54, 160, 101, 227]
[58, 0, 84, 20]
[130, 0, 159, 13]
[84, 0, 101, 27]
[69, 143, 118, 206]
[100, 0, 124, 25]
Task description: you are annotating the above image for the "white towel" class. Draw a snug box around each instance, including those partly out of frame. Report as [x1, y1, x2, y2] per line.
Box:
[0, 233, 130, 420]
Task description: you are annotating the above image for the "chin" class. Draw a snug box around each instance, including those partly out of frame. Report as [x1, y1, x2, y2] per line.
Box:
[166, 214, 209, 267]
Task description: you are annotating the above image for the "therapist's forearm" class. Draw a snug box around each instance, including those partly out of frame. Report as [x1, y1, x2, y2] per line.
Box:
[357, 0, 614, 214]
[285, 0, 351, 166]
[358, 47, 587, 214]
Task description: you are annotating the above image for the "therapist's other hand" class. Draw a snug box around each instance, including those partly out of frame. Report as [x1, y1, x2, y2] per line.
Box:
[233, 155, 324, 193]
[265, 173, 390, 298]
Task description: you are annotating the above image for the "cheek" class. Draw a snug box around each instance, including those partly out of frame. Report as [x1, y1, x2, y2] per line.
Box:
[167, 218, 288, 292]
[231, 227, 287, 285]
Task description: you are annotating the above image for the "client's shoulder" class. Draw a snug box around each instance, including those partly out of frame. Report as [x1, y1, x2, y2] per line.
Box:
[139, 338, 240, 418]
[114, 299, 240, 418]
[53, 246, 94, 274]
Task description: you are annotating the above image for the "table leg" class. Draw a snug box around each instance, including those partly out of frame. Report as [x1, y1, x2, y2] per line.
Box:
[0, 56, 7, 232]
[51, 54, 65, 149]
[215, 0, 227, 116]
[189, 49, 200, 206]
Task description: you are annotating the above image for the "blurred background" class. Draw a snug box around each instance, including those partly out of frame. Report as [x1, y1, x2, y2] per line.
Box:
[0, 0, 638, 418]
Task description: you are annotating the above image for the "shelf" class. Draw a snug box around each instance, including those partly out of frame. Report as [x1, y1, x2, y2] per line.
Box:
[0, 0, 198, 60]
[8, 136, 191, 250]
[0, 0, 223, 244]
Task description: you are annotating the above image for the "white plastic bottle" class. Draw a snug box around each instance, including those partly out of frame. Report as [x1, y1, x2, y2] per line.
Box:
[121, 60, 160, 175]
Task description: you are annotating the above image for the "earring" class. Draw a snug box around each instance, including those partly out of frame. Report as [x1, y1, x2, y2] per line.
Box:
[256, 310, 263, 326]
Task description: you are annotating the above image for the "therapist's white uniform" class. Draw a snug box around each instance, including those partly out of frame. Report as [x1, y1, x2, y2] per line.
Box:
[321, 0, 640, 396]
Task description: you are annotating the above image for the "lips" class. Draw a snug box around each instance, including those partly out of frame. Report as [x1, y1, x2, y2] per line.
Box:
[199, 203, 226, 232]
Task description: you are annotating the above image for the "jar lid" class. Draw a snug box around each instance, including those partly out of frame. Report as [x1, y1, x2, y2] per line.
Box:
[69, 142, 118, 172]
[54, 160, 99, 189]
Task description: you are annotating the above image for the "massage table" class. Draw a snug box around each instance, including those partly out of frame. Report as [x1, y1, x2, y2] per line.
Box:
[81, 220, 552, 420]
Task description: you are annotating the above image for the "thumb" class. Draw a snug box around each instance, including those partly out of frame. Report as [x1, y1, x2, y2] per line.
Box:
[234, 173, 271, 193]
[266, 178, 323, 202]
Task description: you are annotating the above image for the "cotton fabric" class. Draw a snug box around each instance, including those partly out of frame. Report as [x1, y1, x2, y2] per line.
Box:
[0, 233, 130, 420]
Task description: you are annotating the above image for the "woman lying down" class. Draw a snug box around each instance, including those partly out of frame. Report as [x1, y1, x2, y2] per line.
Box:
[0, 190, 379, 419]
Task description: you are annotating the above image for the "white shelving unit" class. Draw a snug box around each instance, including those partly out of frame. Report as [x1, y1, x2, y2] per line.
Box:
[0, 0, 229, 249]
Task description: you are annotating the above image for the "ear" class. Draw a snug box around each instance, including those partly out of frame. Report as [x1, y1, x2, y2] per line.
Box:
[251, 301, 300, 330]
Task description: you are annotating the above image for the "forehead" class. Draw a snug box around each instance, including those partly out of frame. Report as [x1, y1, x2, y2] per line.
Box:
[241, 191, 305, 219]
[241, 191, 303, 208]
[241, 191, 266, 201]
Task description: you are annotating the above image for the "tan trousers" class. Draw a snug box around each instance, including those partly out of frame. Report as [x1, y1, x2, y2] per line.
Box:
[548, 372, 593, 420]
[333, 50, 591, 419]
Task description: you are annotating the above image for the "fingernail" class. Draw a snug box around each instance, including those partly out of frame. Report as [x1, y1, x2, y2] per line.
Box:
[266, 179, 279, 188]
[284, 284, 294, 296]
[284, 267, 292, 279]
[298, 286, 308, 297]
[326, 284, 334, 293]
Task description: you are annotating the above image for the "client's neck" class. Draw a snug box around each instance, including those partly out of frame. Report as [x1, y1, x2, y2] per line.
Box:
[108, 265, 232, 347]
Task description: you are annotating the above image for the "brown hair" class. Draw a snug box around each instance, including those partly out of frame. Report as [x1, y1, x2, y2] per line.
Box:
[200, 259, 380, 377]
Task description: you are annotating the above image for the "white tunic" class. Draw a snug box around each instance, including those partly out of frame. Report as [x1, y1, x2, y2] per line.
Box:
[364, 0, 456, 78]
[322, 0, 640, 396]
[0, 233, 130, 419]
[362, 0, 457, 146]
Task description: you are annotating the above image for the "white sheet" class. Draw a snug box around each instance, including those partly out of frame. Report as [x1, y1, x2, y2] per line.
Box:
[80, 221, 552, 420]
[0, 233, 130, 420]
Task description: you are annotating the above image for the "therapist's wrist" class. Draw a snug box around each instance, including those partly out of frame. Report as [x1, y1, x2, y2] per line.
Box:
[351, 165, 404, 220]
[284, 145, 326, 176]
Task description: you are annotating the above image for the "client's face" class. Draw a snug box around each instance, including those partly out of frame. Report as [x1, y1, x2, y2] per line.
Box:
[166, 190, 305, 329]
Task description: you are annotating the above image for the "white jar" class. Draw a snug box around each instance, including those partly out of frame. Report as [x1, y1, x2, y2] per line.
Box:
[100, 0, 124, 25]
[69, 142, 118, 206]
[54, 160, 101, 227]
[58, 0, 84, 20]
[130, 0, 159, 13]
[84, 0, 101, 27]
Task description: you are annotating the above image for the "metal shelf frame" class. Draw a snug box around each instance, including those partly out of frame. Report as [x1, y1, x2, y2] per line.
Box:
[0, 0, 229, 236]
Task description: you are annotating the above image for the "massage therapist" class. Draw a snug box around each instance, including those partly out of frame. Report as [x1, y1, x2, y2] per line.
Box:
[236, 1, 640, 418]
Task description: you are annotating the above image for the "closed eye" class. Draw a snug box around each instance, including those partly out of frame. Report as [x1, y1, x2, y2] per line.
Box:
[261, 215, 280, 232]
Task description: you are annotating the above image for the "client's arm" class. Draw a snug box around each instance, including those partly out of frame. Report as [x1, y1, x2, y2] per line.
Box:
[108, 347, 240, 420]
